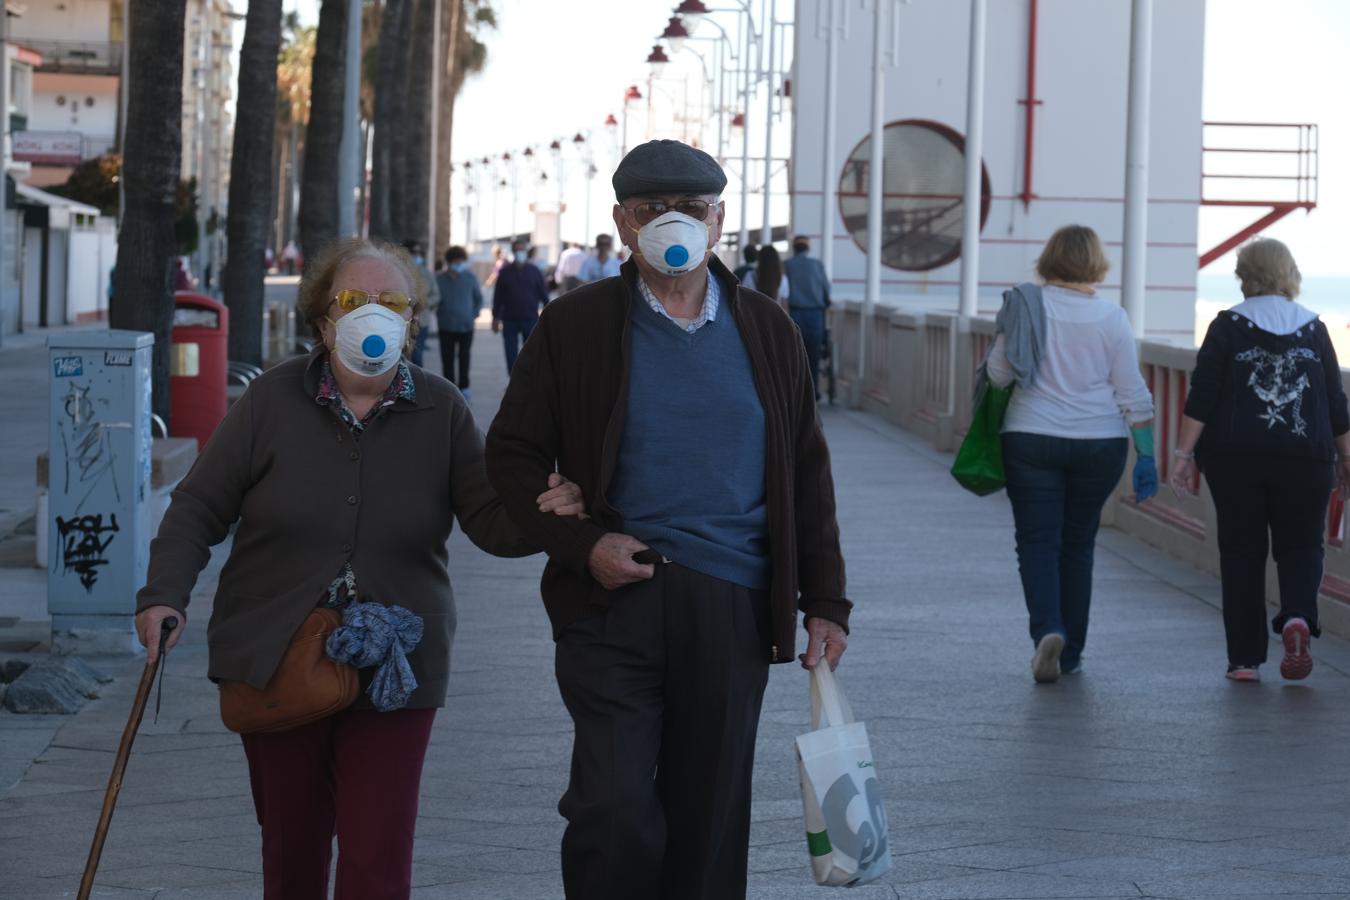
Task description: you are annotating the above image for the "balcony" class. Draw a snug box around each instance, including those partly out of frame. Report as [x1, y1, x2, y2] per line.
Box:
[20, 40, 123, 75]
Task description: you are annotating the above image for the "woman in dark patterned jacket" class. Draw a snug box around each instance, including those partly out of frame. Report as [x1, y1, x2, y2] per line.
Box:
[1171, 239, 1350, 683]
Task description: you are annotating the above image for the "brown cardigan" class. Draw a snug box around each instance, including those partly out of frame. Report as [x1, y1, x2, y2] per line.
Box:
[485, 257, 850, 663]
[135, 349, 532, 708]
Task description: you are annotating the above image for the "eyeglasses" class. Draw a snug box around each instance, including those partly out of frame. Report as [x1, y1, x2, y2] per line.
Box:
[331, 289, 413, 314]
[622, 199, 719, 227]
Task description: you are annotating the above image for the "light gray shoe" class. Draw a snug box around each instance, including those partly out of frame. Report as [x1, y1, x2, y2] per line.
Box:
[1032, 633, 1065, 684]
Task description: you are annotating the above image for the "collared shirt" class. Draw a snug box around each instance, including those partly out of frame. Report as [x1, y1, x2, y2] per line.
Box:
[314, 357, 417, 608]
[636, 269, 720, 334]
[556, 247, 588, 279]
[579, 254, 622, 282]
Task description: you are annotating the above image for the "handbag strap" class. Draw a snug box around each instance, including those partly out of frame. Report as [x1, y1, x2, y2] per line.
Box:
[809, 662, 854, 730]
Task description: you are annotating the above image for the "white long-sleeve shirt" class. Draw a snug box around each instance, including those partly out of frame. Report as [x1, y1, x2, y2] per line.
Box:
[987, 285, 1154, 439]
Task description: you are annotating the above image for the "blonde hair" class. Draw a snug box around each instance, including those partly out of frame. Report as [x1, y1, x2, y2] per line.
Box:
[1235, 238, 1301, 300]
[1036, 225, 1110, 285]
[297, 238, 426, 353]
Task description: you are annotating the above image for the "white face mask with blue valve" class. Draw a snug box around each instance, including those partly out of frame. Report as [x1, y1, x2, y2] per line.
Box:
[327, 304, 407, 378]
[635, 210, 711, 277]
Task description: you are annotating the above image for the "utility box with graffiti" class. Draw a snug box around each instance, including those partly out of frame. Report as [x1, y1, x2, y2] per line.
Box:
[47, 330, 154, 653]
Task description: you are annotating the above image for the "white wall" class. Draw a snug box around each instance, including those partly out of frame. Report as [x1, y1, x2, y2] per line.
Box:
[9, 0, 113, 45]
[28, 72, 118, 138]
[790, 0, 1205, 340]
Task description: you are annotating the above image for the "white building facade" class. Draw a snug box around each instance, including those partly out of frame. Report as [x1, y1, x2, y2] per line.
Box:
[789, 0, 1206, 341]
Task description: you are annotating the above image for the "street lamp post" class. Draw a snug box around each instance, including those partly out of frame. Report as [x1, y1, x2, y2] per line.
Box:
[550, 139, 565, 244]
[759, 0, 776, 246]
[573, 132, 593, 245]
[621, 84, 642, 158]
[819, 0, 841, 284]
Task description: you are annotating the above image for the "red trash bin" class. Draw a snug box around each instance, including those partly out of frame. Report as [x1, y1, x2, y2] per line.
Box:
[170, 291, 229, 451]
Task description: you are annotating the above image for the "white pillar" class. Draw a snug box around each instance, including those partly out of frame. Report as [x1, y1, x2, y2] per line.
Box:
[958, 0, 986, 321]
[1, 5, 10, 345]
[759, 0, 776, 246]
[860, 0, 887, 385]
[819, 0, 838, 283]
[737, 16, 753, 257]
[337, 0, 362, 236]
[1122, 0, 1152, 338]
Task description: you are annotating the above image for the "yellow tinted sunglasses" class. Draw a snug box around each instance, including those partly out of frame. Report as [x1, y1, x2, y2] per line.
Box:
[332, 288, 413, 314]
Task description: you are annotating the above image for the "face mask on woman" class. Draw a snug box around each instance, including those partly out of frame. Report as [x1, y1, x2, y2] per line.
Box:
[513, 250, 528, 264]
[635, 211, 710, 277]
[327, 304, 407, 378]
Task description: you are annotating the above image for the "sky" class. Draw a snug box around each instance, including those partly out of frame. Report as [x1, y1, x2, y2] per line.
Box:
[283, 0, 1350, 275]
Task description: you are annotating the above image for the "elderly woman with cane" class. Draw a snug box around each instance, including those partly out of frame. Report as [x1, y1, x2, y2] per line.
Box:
[133, 238, 585, 900]
[1170, 238, 1350, 683]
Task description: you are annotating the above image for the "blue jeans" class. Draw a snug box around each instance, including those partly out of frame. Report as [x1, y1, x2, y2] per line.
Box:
[501, 317, 536, 373]
[789, 307, 826, 400]
[1002, 432, 1128, 669]
[411, 326, 430, 367]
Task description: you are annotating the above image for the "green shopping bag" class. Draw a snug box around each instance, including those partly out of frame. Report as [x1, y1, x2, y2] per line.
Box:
[951, 380, 1012, 496]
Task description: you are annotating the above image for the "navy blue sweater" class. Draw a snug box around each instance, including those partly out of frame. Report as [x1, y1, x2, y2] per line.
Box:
[1186, 311, 1350, 463]
[608, 297, 770, 589]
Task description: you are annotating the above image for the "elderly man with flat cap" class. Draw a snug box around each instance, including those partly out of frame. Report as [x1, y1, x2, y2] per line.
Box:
[486, 139, 851, 899]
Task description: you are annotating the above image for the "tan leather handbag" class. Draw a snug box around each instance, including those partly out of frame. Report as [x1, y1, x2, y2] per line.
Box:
[219, 607, 360, 734]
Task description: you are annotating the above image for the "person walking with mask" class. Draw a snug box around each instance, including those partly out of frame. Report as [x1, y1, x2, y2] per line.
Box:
[435, 245, 483, 399]
[986, 225, 1157, 683]
[491, 239, 550, 373]
[1169, 238, 1350, 682]
[134, 238, 586, 899]
[783, 236, 831, 400]
[578, 233, 621, 283]
[486, 140, 851, 900]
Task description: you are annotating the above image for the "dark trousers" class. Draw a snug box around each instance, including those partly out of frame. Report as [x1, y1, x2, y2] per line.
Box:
[1002, 432, 1128, 669]
[790, 307, 826, 400]
[438, 329, 474, 388]
[502, 317, 536, 373]
[1204, 454, 1332, 666]
[554, 564, 771, 900]
[240, 706, 436, 900]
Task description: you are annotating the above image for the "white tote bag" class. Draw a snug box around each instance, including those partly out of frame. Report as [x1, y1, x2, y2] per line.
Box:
[795, 663, 892, 886]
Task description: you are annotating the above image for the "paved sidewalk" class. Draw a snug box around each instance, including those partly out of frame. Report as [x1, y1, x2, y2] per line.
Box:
[4, 321, 1350, 898]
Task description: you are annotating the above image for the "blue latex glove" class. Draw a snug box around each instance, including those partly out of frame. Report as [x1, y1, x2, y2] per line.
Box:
[1133, 455, 1158, 502]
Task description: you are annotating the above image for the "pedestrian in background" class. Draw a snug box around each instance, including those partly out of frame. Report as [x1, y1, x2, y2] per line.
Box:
[487, 139, 850, 900]
[733, 243, 758, 282]
[783, 236, 831, 401]
[436, 245, 483, 399]
[986, 224, 1156, 683]
[741, 244, 789, 304]
[135, 238, 585, 900]
[485, 244, 507, 287]
[1170, 238, 1350, 682]
[578, 233, 621, 283]
[492, 238, 551, 373]
[403, 240, 440, 368]
[555, 241, 588, 293]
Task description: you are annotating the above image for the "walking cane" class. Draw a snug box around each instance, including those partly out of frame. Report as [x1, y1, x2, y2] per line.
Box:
[76, 617, 177, 900]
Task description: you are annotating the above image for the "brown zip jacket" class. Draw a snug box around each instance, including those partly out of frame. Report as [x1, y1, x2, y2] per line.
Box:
[485, 257, 850, 663]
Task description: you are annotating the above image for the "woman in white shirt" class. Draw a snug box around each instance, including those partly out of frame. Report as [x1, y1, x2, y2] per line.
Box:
[986, 226, 1157, 683]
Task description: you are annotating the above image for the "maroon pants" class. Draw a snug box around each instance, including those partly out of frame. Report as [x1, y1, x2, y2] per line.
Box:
[241, 706, 437, 900]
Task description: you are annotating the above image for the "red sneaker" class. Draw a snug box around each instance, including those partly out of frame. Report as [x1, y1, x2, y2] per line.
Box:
[1226, 665, 1260, 683]
[1280, 618, 1313, 680]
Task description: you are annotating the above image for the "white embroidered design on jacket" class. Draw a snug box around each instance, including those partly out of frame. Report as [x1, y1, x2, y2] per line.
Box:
[1235, 346, 1317, 436]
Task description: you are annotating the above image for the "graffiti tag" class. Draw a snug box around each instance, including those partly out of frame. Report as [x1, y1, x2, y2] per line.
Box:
[59, 381, 121, 511]
[55, 513, 120, 592]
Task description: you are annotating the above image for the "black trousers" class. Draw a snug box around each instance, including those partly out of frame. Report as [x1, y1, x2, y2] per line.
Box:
[554, 564, 771, 900]
[1204, 454, 1333, 666]
[437, 329, 473, 389]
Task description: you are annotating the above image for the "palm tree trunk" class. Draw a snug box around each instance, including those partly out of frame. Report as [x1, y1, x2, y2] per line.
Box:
[432, 0, 462, 254]
[223, 0, 284, 367]
[401, 0, 435, 250]
[299, 0, 348, 263]
[369, 0, 408, 240]
[110, 0, 188, 424]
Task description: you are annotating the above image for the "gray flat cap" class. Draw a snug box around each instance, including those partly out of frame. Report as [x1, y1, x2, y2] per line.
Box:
[613, 140, 727, 201]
